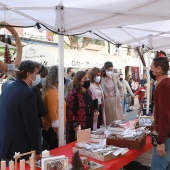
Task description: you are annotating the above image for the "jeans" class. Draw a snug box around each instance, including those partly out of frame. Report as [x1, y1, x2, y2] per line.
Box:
[151, 138, 170, 170]
[121, 98, 129, 114]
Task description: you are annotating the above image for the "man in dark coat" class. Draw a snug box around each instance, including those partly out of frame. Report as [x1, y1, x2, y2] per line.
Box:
[0, 60, 40, 160]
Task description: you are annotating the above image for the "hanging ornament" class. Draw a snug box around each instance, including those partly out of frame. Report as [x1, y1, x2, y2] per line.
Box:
[4, 44, 13, 64]
[0, 22, 22, 70]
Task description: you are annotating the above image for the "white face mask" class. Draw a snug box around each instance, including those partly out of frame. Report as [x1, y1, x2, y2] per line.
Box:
[94, 76, 101, 83]
[32, 75, 41, 86]
[106, 70, 112, 78]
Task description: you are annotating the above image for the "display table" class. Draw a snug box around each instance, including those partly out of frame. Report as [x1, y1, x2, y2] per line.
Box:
[6, 136, 153, 170]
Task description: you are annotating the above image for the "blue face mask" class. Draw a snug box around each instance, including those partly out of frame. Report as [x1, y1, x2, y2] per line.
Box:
[40, 78, 46, 84]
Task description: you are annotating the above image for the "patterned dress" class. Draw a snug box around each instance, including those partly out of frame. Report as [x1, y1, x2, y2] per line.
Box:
[66, 89, 94, 143]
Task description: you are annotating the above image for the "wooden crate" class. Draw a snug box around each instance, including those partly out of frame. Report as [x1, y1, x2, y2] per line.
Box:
[73, 147, 122, 162]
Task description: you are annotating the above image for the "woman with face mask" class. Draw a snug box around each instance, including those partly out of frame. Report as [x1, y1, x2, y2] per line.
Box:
[101, 61, 124, 125]
[66, 71, 98, 144]
[89, 67, 106, 130]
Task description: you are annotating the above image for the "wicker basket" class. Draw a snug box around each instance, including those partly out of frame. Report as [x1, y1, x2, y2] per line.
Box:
[135, 122, 154, 132]
[106, 134, 147, 149]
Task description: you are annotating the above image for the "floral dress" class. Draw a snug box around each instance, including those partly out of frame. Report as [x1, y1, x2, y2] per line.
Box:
[66, 89, 94, 143]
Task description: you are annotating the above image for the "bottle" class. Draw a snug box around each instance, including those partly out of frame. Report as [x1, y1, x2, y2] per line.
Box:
[78, 125, 81, 131]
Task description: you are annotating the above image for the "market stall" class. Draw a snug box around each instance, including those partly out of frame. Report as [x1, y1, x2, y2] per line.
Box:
[4, 136, 152, 170]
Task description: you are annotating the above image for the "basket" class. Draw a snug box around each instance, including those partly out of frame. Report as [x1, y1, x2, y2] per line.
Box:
[135, 122, 154, 132]
[106, 134, 147, 149]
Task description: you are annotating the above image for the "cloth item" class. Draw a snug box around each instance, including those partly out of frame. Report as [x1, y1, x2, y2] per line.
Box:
[101, 74, 123, 125]
[106, 70, 113, 78]
[42, 127, 58, 150]
[32, 75, 41, 86]
[151, 138, 170, 170]
[94, 76, 101, 83]
[52, 120, 59, 128]
[90, 83, 106, 127]
[124, 94, 132, 104]
[66, 89, 94, 144]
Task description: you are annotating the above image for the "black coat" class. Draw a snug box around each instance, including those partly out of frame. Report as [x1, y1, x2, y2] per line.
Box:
[31, 85, 46, 128]
[0, 79, 40, 160]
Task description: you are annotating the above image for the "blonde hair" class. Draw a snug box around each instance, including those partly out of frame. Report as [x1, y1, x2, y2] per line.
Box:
[42, 66, 58, 96]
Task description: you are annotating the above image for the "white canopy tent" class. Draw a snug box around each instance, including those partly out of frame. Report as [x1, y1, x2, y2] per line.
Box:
[1, 0, 170, 146]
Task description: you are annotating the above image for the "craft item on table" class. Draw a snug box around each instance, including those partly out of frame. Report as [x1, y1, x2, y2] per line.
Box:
[70, 152, 104, 170]
[78, 125, 81, 131]
[77, 129, 91, 144]
[29, 153, 35, 170]
[107, 121, 126, 135]
[75, 128, 128, 161]
[90, 127, 106, 142]
[42, 150, 50, 158]
[20, 159, 25, 170]
[73, 140, 128, 161]
[71, 151, 83, 170]
[107, 127, 147, 149]
[9, 160, 14, 170]
[13, 151, 36, 170]
[41, 155, 68, 170]
[1, 161, 6, 170]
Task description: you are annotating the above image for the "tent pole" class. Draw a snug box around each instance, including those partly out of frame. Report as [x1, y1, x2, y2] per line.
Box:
[56, 4, 65, 147]
[146, 35, 152, 114]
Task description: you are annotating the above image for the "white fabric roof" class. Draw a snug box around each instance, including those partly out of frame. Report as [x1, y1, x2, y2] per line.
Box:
[1, 0, 170, 34]
[86, 21, 170, 50]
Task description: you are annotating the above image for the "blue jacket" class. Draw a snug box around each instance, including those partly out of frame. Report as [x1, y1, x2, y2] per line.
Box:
[0, 79, 40, 160]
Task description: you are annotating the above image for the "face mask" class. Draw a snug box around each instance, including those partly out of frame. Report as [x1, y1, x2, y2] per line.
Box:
[82, 80, 90, 89]
[32, 75, 41, 86]
[149, 70, 156, 81]
[71, 72, 75, 78]
[119, 78, 123, 81]
[106, 70, 112, 78]
[64, 77, 66, 85]
[40, 78, 46, 84]
[94, 76, 101, 83]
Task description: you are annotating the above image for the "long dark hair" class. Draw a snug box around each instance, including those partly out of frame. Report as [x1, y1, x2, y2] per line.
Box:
[73, 71, 86, 92]
[101, 61, 113, 77]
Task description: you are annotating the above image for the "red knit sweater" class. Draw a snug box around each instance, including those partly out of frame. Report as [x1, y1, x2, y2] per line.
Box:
[154, 78, 170, 143]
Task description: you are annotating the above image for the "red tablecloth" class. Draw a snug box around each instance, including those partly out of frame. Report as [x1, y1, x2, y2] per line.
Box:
[6, 136, 153, 170]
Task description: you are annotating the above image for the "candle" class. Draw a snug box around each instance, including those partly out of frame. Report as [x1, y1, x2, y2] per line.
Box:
[29, 154, 35, 170]
[1, 161, 6, 170]
[42, 150, 50, 158]
[20, 159, 25, 170]
[9, 160, 14, 170]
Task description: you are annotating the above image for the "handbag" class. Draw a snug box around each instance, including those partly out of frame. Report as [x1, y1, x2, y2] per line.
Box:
[124, 94, 132, 104]
[150, 131, 158, 147]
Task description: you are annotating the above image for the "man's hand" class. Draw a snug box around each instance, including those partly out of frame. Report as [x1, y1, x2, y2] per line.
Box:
[157, 143, 166, 157]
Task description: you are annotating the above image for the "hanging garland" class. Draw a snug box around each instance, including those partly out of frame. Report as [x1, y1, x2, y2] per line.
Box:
[0, 22, 22, 70]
